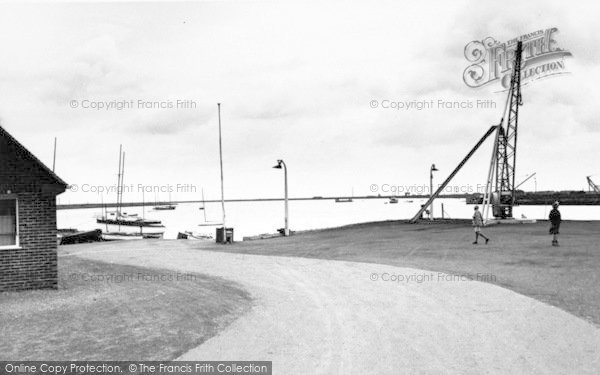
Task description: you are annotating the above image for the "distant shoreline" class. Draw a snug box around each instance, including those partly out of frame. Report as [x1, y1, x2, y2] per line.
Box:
[57, 192, 600, 210]
[56, 194, 461, 210]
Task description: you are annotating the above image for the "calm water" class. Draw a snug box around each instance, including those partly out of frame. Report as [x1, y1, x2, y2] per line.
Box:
[57, 198, 600, 241]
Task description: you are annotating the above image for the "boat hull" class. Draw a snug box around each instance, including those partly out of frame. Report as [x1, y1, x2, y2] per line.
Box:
[58, 229, 103, 245]
[101, 232, 144, 241]
[96, 218, 164, 227]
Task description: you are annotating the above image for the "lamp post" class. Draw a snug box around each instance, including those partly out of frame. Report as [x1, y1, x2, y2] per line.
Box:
[273, 159, 289, 236]
[430, 163, 438, 220]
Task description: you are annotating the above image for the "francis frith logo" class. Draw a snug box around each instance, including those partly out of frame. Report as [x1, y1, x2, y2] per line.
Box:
[463, 27, 572, 89]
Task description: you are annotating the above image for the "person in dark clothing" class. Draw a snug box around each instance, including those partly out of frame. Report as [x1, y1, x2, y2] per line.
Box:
[549, 201, 561, 247]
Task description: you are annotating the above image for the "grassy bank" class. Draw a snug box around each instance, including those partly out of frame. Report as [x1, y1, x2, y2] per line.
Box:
[0, 254, 252, 360]
[213, 220, 600, 326]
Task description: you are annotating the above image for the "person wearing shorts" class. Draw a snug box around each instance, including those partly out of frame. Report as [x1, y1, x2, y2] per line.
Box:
[472, 206, 489, 245]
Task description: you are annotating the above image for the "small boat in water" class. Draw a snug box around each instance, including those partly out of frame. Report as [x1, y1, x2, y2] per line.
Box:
[388, 197, 398, 204]
[97, 211, 164, 227]
[100, 227, 164, 241]
[335, 188, 355, 203]
[153, 205, 176, 210]
[154, 191, 177, 210]
[97, 145, 164, 239]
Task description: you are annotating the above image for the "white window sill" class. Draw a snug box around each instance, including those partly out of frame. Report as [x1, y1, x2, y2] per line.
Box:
[0, 246, 22, 250]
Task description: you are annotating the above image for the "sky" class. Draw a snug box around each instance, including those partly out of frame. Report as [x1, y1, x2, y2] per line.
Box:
[0, 0, 598, 204]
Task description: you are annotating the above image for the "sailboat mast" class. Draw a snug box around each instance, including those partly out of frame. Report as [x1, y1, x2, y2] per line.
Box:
[52, 137, 57, 172]
[116, 144, 123, 216]
[217, 103, 226, 228]
[120, 152, 126, 210]
[202, 188, 207, 222]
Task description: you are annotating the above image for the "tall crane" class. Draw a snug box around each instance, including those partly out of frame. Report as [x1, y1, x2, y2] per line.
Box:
[409, 42, 525, 223]
[482, 41, 523, 221]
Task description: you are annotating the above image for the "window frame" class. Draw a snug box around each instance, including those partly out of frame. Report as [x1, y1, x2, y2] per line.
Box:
[0, 194, 20, 250]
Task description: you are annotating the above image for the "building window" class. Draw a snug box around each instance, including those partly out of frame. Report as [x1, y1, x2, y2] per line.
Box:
[0, 198, 17, 247]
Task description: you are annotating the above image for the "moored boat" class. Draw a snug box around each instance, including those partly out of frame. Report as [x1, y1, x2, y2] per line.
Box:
[96, 211, 164, 227]
[153, 205, 176, 210]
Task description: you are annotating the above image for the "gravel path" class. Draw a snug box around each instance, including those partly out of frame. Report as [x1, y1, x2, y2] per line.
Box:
[65, 241, 600, 374]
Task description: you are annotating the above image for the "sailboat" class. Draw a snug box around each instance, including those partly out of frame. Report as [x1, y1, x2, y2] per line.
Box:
[199, 188, 206, 210]
[335, 187, 354, 203]
[198, 104, 226, 231]
[97, 145, 164, 240]
[196, 189, 224, 227]
[153, 191, 177, 210]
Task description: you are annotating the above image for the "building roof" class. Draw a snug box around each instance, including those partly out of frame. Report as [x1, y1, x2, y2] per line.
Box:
[0, 125, 68, 188]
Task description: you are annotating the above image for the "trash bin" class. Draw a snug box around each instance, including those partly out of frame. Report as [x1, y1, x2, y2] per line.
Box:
[216, 227, 234, 244]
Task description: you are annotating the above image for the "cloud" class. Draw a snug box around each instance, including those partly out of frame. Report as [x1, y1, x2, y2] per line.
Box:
[36, 35, 145, 105]
[134, 107, 212, 135]
[0, 0, 599, 199]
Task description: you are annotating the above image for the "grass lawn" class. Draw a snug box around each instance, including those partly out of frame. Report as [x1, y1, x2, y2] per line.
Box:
[0, 254, 252, 360]
[211, 220, 600, 326]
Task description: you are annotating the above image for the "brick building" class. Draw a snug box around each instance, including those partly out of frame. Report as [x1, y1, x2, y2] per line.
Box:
[0, 126, 67, 292]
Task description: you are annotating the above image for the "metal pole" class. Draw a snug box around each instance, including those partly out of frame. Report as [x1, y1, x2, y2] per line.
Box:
[409, 126, 497, 223]
[482, 125, 501, 222]
[217, 103, 226, 230]
[52, 137, 57, 172]
[202, 188, 207, 222]
[515, 172, 537, 190]
[120, 152, 126, 210]
[283, 161, 289, 236]
[116, 144, 122, 217]
[119, 151, 125, 234]
[429, 167, 433, 220]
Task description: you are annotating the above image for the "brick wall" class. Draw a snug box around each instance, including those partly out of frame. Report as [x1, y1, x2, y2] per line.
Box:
[0, 134, 63, 292]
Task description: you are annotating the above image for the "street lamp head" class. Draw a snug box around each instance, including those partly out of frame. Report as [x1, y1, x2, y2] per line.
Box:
[431, 164, 439, 172]
[272, 159, 283, 169]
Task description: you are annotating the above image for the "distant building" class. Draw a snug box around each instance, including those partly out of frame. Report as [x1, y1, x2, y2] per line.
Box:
[0, 126, 67, 292]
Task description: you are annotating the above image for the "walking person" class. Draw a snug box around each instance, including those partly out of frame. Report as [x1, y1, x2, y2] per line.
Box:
[472, 206, 489, 245]
[549, 201, 562, 246]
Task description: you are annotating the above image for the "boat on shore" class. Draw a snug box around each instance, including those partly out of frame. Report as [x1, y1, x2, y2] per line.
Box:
[142, 232, 164, 239]
[177, 231, 213, 240]
[58, 229, 102, 245]
[102, 232, 143, 241]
